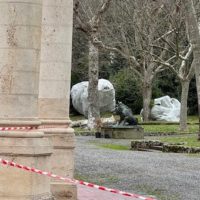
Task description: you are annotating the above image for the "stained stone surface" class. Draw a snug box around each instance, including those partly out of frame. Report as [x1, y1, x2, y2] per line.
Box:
[39, 0, 73, 118]
[0, 0, 42, 118]
[0, 131, 53, 200]
[71, 79, 116, 117]
[38, 0, 77, 199]
[151, 95, 181, 122]
[0, 1, 55, 199]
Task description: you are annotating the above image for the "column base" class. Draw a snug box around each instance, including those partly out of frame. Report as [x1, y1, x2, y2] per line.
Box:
[51, 182, 77, 200]
[39, 119, 77, 200]
[39, 119, 75, 178]
[0, 130, 53, 200]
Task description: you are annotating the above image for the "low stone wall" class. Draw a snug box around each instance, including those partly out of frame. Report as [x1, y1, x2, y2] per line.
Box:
[101, 126, 144, 139]
[162, 144, 200, 153]
[131, 140, 164, 149]
[131, 140, 200, 153]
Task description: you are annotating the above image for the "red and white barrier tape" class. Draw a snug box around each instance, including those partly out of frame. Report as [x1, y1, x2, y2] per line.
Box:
[0, 126, 35, 131]
[0, 158, 156, 200]
[0, 125, 69, 131]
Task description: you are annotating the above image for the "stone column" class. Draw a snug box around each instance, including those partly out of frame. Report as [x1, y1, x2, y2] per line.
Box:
[0, 1, 53, 199]
[39, 0, 77, 199]
[0, 131, 52, 200]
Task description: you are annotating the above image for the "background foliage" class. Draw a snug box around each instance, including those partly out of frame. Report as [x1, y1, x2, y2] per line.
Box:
[71, 24, 198, 115]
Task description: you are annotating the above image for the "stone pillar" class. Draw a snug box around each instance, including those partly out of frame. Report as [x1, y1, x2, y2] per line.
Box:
[39, 0, 77, 199]
[0, 1, 53, 199]
[0, 131, 52, 200]
[0, 0, 41, 118]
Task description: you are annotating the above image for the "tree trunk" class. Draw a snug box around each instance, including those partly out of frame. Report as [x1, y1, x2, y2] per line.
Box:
[180, 80, 190, 132]
[87, 40, 101, 130]
[142, 78, 153, 122]
[194, 59, 200, 139]
[184, 0, 200, 139]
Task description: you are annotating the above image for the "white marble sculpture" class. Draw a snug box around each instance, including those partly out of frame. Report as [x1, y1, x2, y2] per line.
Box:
[71, 79, 116, 117]
[150, 95, 181, 122]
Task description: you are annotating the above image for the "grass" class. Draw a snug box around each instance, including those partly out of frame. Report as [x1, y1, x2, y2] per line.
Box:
[186, 153, 200, 157]
[135, 184, 180, 200]
[187, 115, 199, 123]
[142, 124, 199, 133]
[160, 135, 200, 147]
[74, 171, 92, 183]
[74, 170, 119, 186]
[138, 115, 199, 134]
[96, 143, 130, 151]
[88, 139, 130, 151]
[71, 114, 199, 135]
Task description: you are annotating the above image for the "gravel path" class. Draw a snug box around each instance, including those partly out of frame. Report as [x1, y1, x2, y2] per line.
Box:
[75, 136, 200, 200]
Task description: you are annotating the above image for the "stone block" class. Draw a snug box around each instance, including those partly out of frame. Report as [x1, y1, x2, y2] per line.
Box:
[51, 182, 77, 200]
[39, 98, 68, 118]
[0, 95, 38, 118]
[0, 131, 53, 200]
[43, 126, 75, 178]
[101, 126, 144, 139]
[40, 43, 72, 63]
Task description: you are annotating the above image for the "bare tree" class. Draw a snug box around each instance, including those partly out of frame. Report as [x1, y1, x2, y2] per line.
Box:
[74, 0, 111, 130]
[155, 45, 194, 131]
[93, 0, 196, 131]
[151, 2, 195, 131]
[74, 0, 198, 131]
[92, 0, 179, 122]
[183, 0, 200, 138]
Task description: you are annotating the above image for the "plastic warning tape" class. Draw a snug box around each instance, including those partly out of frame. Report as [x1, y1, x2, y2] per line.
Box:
[0, 158, 156, 200]
[0, 126, 35, 131]
[0, 125, 68, 131]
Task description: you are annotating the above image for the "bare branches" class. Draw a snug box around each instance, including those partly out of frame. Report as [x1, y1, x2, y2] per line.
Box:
[74, 0, 90, 33]
[92, 36, 141, 68]
[154, 29, 175, 42]
[74, 0, 194, 83]
[179, 45, 192, 73]
[153, 59, 182, 79]
[92, 0, 112, 27]
[74, 0, 112, 35]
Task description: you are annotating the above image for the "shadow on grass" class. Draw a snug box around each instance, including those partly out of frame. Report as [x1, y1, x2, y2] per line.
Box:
[74, 170, 119, 186]
[135, 184, 180, 200]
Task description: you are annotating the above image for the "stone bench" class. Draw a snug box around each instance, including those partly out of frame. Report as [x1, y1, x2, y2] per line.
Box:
[100, 126, 144, 139]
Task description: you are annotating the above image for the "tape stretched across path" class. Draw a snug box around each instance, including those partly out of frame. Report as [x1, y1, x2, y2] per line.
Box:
[0, 158, 156, 200]
[0, 125, 68, 131]
[0, 126, 35, 131]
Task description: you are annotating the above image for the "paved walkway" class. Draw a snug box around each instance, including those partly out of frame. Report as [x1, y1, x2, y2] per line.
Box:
[77, 185, 144, 200]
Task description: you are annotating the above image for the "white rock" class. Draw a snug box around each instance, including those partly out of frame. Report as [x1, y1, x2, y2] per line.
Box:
[150, 95, 180, 122]
[71, 79, 116, 117]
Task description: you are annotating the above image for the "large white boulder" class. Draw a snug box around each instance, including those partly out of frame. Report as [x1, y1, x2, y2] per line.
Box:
[71, 79, 116, 117]
[150, 96, 180, 122]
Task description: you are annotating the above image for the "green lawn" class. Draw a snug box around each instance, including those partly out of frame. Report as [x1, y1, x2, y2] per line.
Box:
[71, 114, 199, 134]
[96, 144, 130, 150]
[160, 135, 200, 147]
[187, 115, 199, 123]
[74, 170, 120, 186]
[135, 184, 180, 200]
[138, 115, 199, 134]
[142, 124, 199, 133]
